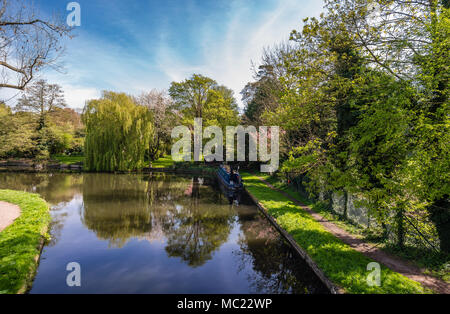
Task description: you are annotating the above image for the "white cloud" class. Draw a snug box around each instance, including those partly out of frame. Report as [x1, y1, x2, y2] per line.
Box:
[155, 0, 324, 108]
[62, 85, 101, 109]
[1, 0, 325, 110]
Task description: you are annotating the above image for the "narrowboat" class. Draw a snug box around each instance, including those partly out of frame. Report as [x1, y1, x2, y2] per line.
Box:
[217, 165, 244, 204]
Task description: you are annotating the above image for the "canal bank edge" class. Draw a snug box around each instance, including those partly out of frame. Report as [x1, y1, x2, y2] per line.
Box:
[0, 163, 217, 177]
[0, 190, 51, 294]
[242, 173, 427, 294]
[18, 226, 48, 294]
[244, 188, 342, 294]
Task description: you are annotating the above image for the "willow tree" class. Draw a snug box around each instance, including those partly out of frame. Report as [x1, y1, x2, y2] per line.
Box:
[83, 92, 153, 172]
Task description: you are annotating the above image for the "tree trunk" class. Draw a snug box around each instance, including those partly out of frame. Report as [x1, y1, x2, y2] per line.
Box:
[429, 197, 450, 253]
[396, 207, 405, 249]
[343, 190, 348, 219]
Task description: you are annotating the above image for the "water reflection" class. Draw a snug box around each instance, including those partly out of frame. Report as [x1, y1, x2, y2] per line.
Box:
[163, 201, 234, 267]
[0, 172, 328, 294]
[235, 208, 324, 293]
[81, 173, 152, 248]
[0, 172, 83, 204]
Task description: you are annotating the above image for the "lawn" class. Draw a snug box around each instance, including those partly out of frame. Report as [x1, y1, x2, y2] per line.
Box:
[150, 156, 175, 168]
[52, 155, 85, 165]
[150, 156, 216, 174]
[242, 172, 427, 294]
[0, 190, 51, 294]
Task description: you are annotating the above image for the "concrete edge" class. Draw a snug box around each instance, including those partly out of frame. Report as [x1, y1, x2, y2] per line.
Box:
[244, 188, 344, 294]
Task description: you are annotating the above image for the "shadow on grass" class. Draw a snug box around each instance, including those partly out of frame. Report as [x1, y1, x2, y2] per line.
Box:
[242, 173, 426, 294]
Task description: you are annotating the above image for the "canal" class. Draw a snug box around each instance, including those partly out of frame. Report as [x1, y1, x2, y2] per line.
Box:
[0, 172, 329, 293]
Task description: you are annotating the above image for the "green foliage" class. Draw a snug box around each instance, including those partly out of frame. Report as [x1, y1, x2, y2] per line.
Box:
[242, 173, 427, 294]
[83, 91, 153, 171]
[169, 74, 240, 161]
[0, 190, 51, 294]
[151, 156, 175, 168]
[169, 74, 217, 121]
[47, 108, 85, 156]
[52, 155, 85, 165]
[203, 89, 240, 128]
[253, 0, 449, 252]
[0, 92, 83, 160]
[41, 126, 73, 155]
[241, 45, 288, 126]
[260, 173, 450, 283]
[0, 103, 37, 158]
[169, 74, 240, 129]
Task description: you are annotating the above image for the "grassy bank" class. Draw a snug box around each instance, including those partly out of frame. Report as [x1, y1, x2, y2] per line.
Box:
[151, 156, 217, 175]
[258, 173, 449, 283]
[242, 172, 427, 294]
[0, 190, 51, 294]
[52, 155, 85, 165]
[150, 156, 175, 168]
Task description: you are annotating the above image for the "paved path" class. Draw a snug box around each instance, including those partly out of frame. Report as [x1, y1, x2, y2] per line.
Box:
[254, 175, 450, 294]
[0, 201, 21, 232]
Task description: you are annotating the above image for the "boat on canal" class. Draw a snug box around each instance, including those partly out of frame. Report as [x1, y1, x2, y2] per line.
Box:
[217, 165, 244, 204]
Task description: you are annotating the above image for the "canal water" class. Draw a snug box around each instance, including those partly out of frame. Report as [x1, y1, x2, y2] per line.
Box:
[0, 172, 329, 294]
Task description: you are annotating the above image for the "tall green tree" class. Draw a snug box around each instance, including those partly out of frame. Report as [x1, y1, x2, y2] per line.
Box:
[326, 0, 450, 250]
[83, 92, 153, 171]
[169, 74, 217, 123]
[203, 87, 240, 128]
[169, 74, 240, 161]
[241, 44, 292, 126]
[262, 0, 449, 250]
[169, 74, 239, 128]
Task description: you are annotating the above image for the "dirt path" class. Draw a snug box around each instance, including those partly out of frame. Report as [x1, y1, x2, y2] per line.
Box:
[0, 201, 21, 232]
[255, 175, 449, 294]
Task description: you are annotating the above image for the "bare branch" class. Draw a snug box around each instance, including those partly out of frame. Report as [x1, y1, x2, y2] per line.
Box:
[0, 0, 72, 90]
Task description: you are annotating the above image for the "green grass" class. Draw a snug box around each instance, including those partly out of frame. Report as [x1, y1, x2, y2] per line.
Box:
[383, 245, 450, 283]
[258, 173, 450, 283]
[150, 156, 175, 168]
[260, 173, 372, 236]
[151, 156, 217, 174]
[242, 172, 427, 294]
[52, 155, 85, 165]
[0, 190, 51, 294]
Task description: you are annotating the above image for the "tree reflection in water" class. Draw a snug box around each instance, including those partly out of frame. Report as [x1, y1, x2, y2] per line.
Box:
[80, 173, 234, 267]
[234, 205, 329, 294]
[81, 173, 153, 248]
[0, 172, 83, 247]
[1, 172, 328, 293]
[148, 174, 234, 267]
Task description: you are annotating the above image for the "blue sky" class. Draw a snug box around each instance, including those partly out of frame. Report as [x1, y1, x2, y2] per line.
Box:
[1, 0, 324, 109]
